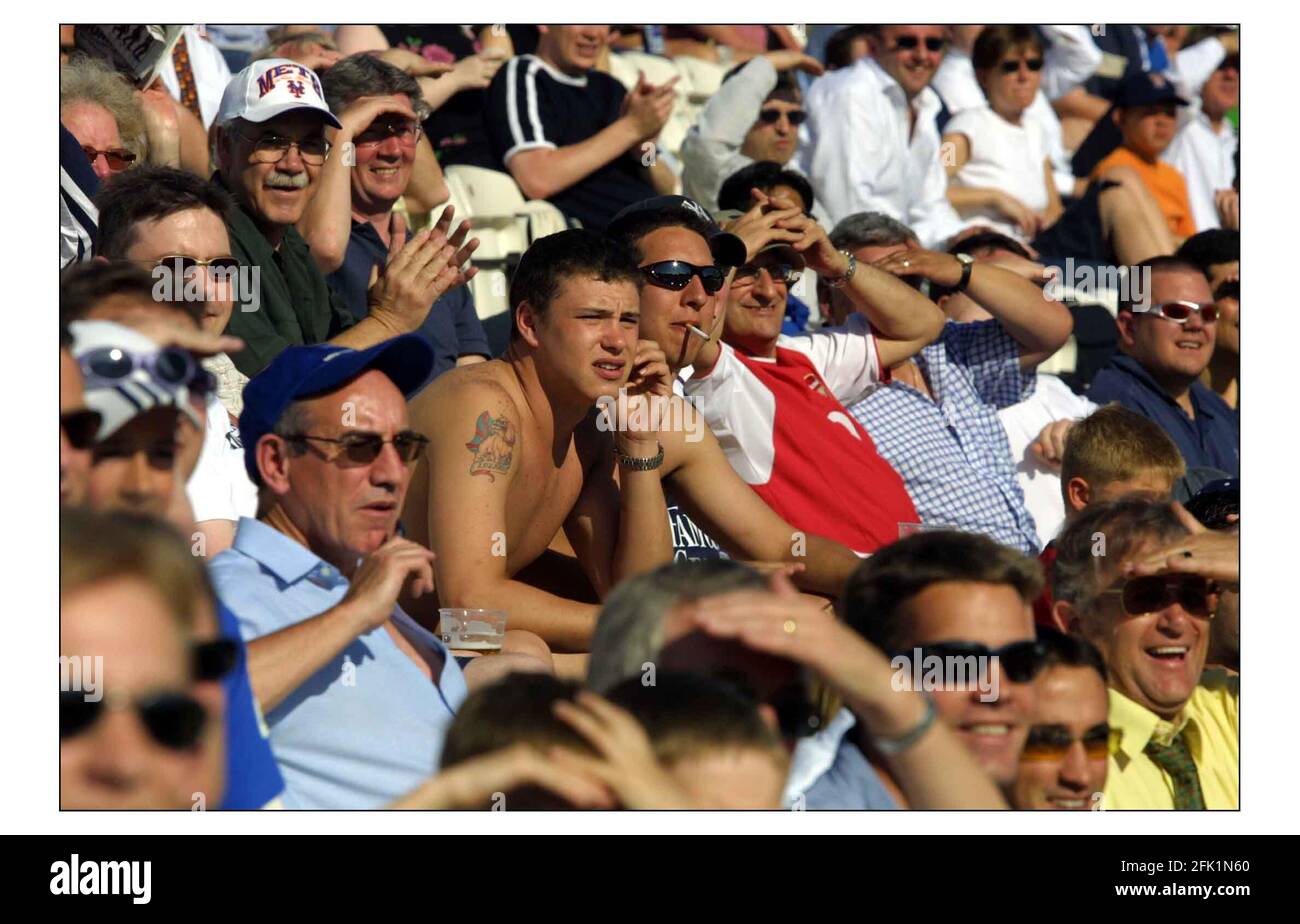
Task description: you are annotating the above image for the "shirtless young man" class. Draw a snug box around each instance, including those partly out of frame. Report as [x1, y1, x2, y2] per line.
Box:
[402, 229, 674, 654]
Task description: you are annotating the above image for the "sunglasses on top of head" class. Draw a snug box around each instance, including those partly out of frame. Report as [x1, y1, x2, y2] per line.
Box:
[890, 36, 947, 52]
[1130, 300, 1219, 324]
[79, 345, 215, 397]
[757, 108, 808, 125]
[640, 260, 727, 295]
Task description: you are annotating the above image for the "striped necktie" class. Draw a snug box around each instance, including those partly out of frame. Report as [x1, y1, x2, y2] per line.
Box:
[1144, 731, 1205, 810]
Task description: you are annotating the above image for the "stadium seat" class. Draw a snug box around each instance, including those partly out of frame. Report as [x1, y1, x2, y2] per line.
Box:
[443, 165, 570, 354]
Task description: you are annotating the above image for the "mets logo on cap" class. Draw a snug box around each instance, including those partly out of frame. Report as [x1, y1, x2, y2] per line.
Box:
[256, 63, 324, 102]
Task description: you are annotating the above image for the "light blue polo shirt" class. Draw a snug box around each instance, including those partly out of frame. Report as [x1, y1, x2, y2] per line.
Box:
[209, 518, 468, 809]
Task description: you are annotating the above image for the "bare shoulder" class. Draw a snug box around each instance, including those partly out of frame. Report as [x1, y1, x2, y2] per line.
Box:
[411, 360, 521, 429]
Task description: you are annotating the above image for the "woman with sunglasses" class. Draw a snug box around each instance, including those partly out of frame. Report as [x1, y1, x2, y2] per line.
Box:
[942, 27, 1176, 266]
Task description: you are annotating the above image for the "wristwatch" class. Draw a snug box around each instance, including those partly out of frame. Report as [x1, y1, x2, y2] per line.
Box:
[954, 252, 975, 292]
[616, 441, 665, 472]
[824, 250, 857, 289]
[871, 693, 938, 756]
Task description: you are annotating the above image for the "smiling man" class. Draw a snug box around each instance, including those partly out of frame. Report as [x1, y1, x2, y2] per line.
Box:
[1051, 498, 1239, 809]
[318, 55, 490, 382]
[1088, 256, 1238, 475]
[1012, 629, 1111, 810]
[213, 59, 474, 376]
[401, 229, 673, 654]
[801, 24, 970, 244]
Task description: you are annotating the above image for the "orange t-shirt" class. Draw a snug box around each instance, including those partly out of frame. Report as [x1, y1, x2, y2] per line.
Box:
[1091, 146, 1198, 238]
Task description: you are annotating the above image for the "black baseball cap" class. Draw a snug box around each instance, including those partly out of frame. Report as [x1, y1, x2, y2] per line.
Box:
[606, 195, 747, 268]
[1115, 70, 1189, 108]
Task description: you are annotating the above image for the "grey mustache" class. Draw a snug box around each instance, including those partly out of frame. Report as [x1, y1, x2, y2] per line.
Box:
[265, 171, 308, 190]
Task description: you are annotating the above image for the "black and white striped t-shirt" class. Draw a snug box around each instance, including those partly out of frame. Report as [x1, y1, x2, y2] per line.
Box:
[485, 54, 655, 230]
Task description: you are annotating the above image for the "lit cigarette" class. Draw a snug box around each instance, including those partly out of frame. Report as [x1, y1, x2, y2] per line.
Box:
[685, 324, 711, 342]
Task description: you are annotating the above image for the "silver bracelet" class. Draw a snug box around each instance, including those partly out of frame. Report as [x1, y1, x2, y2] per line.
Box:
[824, 250, 857, 288]
[616, 441, 664, 471]
[872, 693, 937, 756]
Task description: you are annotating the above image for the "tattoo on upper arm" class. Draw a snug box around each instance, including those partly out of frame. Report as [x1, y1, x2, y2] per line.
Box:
[465, 411, 516, 482]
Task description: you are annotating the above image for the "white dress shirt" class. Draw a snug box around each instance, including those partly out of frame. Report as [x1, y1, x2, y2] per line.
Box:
[801, 57, 968, 246]
[1165, 104, 1237, 232]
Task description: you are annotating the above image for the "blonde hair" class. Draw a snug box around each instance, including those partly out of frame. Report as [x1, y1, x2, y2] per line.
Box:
[59, 55, 149, 163]
[1060, 404, 1186, 503]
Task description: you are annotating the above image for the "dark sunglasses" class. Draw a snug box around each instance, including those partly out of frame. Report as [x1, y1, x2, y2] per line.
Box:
[733, 262, 802, 287]
[1021, 723, 1111, 762]
[891, 36, 947, 52]
[60, 409, 102, 451]
[757, 108, 807, 126]
[1000, 57, 1044, 74]
[144, 255, 243, 275]
[355, 120, 422, 147]
[79, 345, 214, 397]
[60, 689, 207, 750]
[1099, 574, 1218, 617]
[1213, 280, 1239, 302]
[81, 145, 136, 171]
[285, 430, 430, 465]
[904, 640, 1047, 684]
[193, 638, 240, 682]
[640, 260, 727, 295]
[1133, 300, 1219, 324]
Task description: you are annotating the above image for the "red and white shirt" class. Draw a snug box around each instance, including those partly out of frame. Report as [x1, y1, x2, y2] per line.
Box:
[684, 317, 918, 554]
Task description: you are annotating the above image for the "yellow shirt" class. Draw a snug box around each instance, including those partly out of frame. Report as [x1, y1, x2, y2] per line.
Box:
[1103, 668, 1238, 810]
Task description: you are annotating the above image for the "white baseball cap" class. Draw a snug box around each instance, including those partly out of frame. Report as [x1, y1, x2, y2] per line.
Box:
[70, 321, 205, 440]
[215, 58, 342, 130]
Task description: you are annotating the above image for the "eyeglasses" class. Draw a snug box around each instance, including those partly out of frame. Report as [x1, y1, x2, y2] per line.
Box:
[1020, 723, 1112, 762]
[732, 262, 802, 288]
[890, 36, 947, 53]
[284, 430, 431, 465]
[1000, 57, 1044, 74]
[1098, 574, 1218, 617]
[135, 255, 243, 275]
[79, 346, 214, 397]
[60, 409, 102, 451]
[81, 145, 136, 173]
[193, 638, 240, 682]
[1132, 300, 1220, 324]
[640, 260, 728, 295]
[757, 108, 807, 126]
[60, 689, 207, 750]
[354, 120, 422, 147]
[902, 640, 1047, 684]
[231, 129, 331, 165]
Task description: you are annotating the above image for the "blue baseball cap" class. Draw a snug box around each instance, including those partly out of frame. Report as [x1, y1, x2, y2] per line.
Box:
[1114, 70, 1188, 108]
[239, 335, 435, 484]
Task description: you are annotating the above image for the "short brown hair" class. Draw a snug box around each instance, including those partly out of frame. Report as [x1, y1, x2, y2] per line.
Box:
[605, 673, 786, 769]
[1060, 404, 1185, 506]
[840, 531, 1044, 654]
[972, 25, 1043, 74]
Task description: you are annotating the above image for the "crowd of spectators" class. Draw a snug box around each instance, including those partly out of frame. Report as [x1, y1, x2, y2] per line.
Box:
[59, 23, 1239, 812]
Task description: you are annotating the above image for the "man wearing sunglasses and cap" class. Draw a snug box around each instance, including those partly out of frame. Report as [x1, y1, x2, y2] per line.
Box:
[1050, 497, 1239, 809]
[1089, 255, 1239, 476]
[601, 195, 863, 588]
[213, 58, 476, 377]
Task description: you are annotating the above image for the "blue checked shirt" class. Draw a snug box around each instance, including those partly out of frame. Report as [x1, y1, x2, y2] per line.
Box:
[848, 320, 1041, 553]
